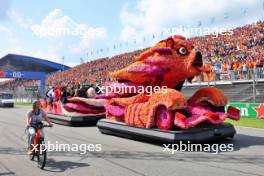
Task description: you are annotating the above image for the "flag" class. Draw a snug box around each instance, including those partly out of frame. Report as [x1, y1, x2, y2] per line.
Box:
[80, 57, 84, 64]
[197, 21, 202, 27]
[224, 13, 229, 19]
[241, 8, 247, 15]
[210, 17, 215, 24]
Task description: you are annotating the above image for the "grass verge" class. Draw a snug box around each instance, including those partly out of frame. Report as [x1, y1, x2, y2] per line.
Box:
[225, 118, 264, 129]
[15, 102, 33, 106]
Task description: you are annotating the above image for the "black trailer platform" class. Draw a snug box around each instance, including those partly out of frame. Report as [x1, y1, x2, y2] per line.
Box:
[48, 113, 105, 126]
[97, 119, 236, 143]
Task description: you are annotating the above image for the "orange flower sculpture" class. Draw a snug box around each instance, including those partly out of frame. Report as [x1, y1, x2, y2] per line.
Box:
[102, 35, 240, 130]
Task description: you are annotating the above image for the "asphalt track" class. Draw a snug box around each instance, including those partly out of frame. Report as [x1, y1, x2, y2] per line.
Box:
[0, 106, 263, 176]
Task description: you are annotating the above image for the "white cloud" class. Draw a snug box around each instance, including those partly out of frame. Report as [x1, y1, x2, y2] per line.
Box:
[31, 9, 107, 42]
[0, 25, 24, 55]
[28, 9, 108, 64]
[0, 25, 62, 64]
[0, 8, 108, 66]
[8, 10, 33, 29]
[0, 0, 11, 20]
[119, 0, 264, 41]
[0, 25, 13, 39]
[120, 25, 137, 42]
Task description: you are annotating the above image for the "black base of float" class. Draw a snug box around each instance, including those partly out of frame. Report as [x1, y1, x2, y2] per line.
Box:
[97, 119, 236, 143]
[48, 113, 105, 126]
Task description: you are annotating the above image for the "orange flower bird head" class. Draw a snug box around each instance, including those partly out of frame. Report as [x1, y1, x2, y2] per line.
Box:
[110, 35, 203, 90]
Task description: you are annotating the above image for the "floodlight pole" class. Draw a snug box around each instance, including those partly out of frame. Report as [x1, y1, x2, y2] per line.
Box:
[62, 56, 65, 71]
[253, 69, 256, 103]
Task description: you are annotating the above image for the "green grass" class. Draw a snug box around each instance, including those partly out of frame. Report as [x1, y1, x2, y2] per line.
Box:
[225, 118, 264, 129]
[15, 102, 33, 106]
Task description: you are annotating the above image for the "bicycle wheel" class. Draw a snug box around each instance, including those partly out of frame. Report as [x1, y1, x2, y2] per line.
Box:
[37, 141, 47, 169]
[27, 132, 35, 161]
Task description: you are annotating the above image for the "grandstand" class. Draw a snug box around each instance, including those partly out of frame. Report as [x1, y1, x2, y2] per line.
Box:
[0, 21, 263, 103]
[0, 54, 71, 100]
[0, 54, 70, 73]
[46, 21, 263, 87]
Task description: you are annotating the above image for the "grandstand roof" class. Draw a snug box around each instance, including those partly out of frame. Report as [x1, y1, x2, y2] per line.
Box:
[0, 54, 70, 73]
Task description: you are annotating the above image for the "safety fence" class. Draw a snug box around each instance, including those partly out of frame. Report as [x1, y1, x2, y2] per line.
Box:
[184, 69, 264, 103]
[1, 68, 263, 103]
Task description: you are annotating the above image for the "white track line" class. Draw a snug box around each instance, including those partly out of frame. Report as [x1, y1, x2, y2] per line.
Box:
[235, 126, 264, 131]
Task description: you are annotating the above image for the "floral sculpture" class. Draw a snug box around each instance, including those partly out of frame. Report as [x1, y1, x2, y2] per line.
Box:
[101, 35, 240, 130]
[43, 35, 240, 130]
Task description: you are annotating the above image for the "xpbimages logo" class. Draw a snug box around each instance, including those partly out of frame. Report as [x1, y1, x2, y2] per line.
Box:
[163, 141, 234, 154]
[96, 83, 168, 96]
[31, 141, 102, 155]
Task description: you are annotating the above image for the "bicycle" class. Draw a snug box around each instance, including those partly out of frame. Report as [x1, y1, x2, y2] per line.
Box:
[27, 122, 52, 169]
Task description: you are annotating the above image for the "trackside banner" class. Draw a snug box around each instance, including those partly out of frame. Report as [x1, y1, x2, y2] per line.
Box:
[226, 103, 264, 119]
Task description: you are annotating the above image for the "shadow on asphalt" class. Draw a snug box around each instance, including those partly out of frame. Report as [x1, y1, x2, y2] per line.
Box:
[0, 172, 15, 176]
[0, 134, 263, 172]
[1, 133, 264, 157]
[221, 134, 264, 151]
[44, 158, 89, 172]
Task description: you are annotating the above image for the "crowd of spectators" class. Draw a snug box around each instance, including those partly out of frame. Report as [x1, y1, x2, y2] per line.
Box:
[1, 21, 263, 95]
[45, 49, 144, 90]
[0, 79, 40, 92]
[45, 50, 142, 87]
[190, 21, 264, 81]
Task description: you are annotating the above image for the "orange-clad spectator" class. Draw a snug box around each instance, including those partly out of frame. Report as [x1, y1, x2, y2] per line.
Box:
[248, 60, 255, 70]
[221, 63, 227, 72]
[232, 63, 238, 71]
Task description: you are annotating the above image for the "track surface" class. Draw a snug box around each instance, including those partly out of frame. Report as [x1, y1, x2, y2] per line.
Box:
[0, 106, 263, 176]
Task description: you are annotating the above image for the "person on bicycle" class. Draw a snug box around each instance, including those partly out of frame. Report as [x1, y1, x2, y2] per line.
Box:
[26, 100, 53, 154]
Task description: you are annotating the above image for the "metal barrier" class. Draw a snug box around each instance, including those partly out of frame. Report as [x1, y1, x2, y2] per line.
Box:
[1, 69, 263, 103]
[9, 85, 40, 103]
[184, 69, 264, 103]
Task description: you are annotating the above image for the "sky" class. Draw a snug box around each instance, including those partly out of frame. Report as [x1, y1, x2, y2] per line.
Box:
[0, 0, 264, 67]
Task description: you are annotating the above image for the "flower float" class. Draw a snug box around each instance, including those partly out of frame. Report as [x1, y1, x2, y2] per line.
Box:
[102, 35, 240, 130]
[43, 35, 240, 129]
